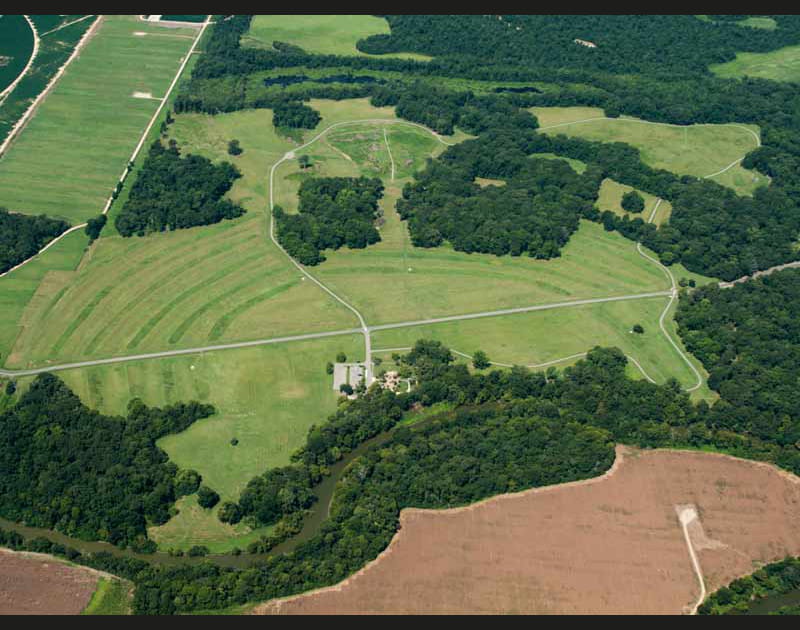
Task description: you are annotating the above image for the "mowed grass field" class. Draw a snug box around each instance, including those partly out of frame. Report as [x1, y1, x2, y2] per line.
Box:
[242, 15, 431, 60]
[56, 335, 362, 550]
[0, 230, 88, 363]
[711, 44, 800, 83]
[371, 297, 714, 400]
[532, 106, 766, 196]
[0, 15, 198, 223]
[6, 109, 360, 369]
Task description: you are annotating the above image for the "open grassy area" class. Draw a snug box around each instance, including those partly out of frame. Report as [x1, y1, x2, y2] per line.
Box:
[596, 178, 673, 226]
[242, 15, 431, 60]
[81, 578, 133, 615]
[372, 297, 715, 401]
[532, 106, 765, 196]
[6, 108, 360, 369]
[711, 44, 800, 83]
[56, 335, 361, 549]
[0, 15, 198, 223]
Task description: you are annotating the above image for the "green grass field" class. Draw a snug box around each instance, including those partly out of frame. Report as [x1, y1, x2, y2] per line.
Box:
[532, 106, 766, 196]
[372, 297, 715, 400]
[711, 44, 800, 83]
[0, 15, 198, 223]
[242, 15, 431, 60]
[81, 577, 133, 615]
[56, 335, 361, 550]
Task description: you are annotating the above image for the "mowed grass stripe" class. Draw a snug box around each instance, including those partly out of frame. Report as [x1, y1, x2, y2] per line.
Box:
[167, 265, 286, 345]
[82, 230, 260, 355]
[208, 280, 300, 341]
[126, 249, 270, 350]
[51, 286, 115, 355]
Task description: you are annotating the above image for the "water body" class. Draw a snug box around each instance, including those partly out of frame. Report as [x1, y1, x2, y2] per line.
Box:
[492, 86, 542, 93]
[263, 74, 385, 88]
[746, 588, 800, 615]
[0, 15, 35, 96]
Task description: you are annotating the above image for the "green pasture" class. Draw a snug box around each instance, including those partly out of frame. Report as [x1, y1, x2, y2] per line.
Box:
[242, 15, 431, 60]
[711, 44, 800, 83]
[532, 106, 765, 196]
[0, 15, 197, 223]
[0, 229, 88, 365]
[372, 297, 715, 400]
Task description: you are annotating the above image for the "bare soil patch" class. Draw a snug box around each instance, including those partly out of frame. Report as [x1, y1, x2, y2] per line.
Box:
[0, 548, 99, 614]
[254, 446, 800, 615]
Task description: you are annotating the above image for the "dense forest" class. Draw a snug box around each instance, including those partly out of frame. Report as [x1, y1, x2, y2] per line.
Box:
[359, 15, 800, 76]
[676, 269, 800, 456]
[0, 209, 69, 274]
[115, 140, 245, 237]
[274, 176, 384, 264]
[0, 374, 215, 549]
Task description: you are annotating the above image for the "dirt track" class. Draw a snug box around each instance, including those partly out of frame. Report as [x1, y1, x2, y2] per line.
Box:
[254, 446, 800, 615]
[0, 548, 99, 614]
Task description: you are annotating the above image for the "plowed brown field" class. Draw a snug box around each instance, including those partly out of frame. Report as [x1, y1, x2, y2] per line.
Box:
[0, 549, 99, 614]
[254, 446, 800, 615]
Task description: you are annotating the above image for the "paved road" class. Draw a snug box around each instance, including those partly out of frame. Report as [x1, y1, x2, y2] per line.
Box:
[0, 291, 672, 378]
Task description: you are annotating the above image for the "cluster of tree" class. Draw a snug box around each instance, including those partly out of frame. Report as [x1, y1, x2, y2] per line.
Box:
[115, 140, 245, 237]
[272, 101, 321, 129]
[699, 557, 800, 615]
[273, 176, 384, 265]
[0, 209, 69, 274]
[397, 135, 602, 257]
[676, 269, 800, 452]
[0, 373, 216, 548]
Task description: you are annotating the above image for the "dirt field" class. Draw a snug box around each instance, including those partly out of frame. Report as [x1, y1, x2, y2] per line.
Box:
[0, 549, 99, 614]
[254, 446, 800, 615]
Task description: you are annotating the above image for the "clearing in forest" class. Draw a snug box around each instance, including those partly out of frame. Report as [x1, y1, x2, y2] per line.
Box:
[52, 335, 363, 552]
[533, 106, 765, 196]
[242, 15, 431, 60]
[711, 44, 800, 83]
[255, 446, 800, 615]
